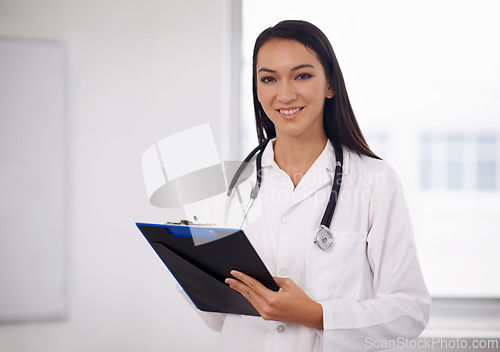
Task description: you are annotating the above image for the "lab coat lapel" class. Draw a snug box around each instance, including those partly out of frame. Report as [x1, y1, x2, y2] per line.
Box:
[289, 155, 332, 206]
[289, 141, 343, 207]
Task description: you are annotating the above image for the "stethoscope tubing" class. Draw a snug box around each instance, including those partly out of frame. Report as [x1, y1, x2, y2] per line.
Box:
[222, 139, 269, 227]
[320, 141, 343, 228]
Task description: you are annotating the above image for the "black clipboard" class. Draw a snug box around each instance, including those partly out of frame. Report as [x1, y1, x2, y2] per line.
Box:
[136, 223, 279, 316]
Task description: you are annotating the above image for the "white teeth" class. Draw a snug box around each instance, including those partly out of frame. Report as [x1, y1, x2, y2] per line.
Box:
[279, 107, 301, 115]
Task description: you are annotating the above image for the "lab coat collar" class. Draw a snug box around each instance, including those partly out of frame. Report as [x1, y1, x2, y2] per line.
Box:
[261, 138, 350, 175]
[260, 138, 276, 169]
[259, 138, 350, 206]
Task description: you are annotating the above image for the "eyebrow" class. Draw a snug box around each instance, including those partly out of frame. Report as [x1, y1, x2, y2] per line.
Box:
[258, 64, 315, 74]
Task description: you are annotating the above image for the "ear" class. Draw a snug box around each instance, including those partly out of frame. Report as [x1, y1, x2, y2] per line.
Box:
[325, 83, 334, 99]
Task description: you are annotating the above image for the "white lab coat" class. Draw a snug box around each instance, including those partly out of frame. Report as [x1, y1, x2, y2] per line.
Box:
[181, 140, 430, 352]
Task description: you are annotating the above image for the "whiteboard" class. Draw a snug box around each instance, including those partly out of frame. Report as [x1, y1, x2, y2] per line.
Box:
[0, 38, 67, 321]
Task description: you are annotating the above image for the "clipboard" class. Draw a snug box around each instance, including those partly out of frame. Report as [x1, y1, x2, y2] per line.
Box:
[136, 222, 279, 316]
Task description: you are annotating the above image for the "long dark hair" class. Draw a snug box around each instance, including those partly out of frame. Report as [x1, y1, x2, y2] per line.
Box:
[252, 20, 379, 159]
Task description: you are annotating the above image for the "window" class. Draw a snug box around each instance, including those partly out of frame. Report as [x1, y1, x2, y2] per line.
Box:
[478, 135, 497, 190]
[240, 0, 500, 329]
[419, 133, 498, 191]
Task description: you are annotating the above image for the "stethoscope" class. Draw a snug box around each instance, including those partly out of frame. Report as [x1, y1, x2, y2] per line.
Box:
[221, 139, 343, 251]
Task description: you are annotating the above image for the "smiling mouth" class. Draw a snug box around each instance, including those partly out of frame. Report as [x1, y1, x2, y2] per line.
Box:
[278, 107, 304, 115]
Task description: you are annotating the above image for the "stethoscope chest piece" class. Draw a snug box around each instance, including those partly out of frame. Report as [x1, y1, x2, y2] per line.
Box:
[314, 225, 334, 251]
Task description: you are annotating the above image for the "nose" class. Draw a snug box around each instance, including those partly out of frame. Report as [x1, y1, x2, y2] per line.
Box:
[277, 81, 297, 104]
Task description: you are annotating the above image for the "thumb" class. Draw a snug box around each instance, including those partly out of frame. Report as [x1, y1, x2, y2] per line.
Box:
[273, 276, 290, 288]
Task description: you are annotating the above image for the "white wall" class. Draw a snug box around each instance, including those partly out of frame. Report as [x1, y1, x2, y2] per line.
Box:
[0, 0, 231, 350]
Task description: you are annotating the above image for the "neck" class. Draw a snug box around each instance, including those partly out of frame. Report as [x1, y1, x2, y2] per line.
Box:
[273, 133, 328, 188]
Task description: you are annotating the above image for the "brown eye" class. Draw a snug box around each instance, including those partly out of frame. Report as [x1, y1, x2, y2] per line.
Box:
[261, 76, 276, 83]
[296, 73, 312, 80]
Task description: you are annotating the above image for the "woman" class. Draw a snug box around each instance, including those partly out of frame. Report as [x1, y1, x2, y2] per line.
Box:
[192, 20, 430, 351]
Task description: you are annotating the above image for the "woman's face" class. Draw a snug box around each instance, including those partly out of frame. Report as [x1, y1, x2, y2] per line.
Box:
[256, 38, 332, 142]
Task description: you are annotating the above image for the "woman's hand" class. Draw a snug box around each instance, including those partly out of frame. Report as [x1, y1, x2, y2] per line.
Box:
[225, 270, 323, 329]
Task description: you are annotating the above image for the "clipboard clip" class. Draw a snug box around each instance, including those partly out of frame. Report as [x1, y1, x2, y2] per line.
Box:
[165, 219, 216, 227]
[165, 219, 195, 226]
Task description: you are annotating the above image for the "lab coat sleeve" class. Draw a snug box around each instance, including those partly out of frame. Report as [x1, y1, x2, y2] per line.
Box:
[176, 284, 227, 332]
[319, 165, 431, 351]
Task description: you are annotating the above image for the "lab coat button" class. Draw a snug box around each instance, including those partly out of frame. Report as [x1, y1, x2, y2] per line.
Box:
[281, 215, 290, 224]
[278, 268, 288, 277]
[276, 324, 286, 333]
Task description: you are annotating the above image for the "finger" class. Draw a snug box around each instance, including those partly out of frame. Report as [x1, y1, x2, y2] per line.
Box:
[225, 274, 259, 299]
[230, 270, 269, 296]
[225, 277, 249, 295]
[225, 276, 265, 312]
[227, 271, 275, 311]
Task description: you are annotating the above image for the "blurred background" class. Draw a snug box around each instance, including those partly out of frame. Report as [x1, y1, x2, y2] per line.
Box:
[0, 0, 498, 351]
